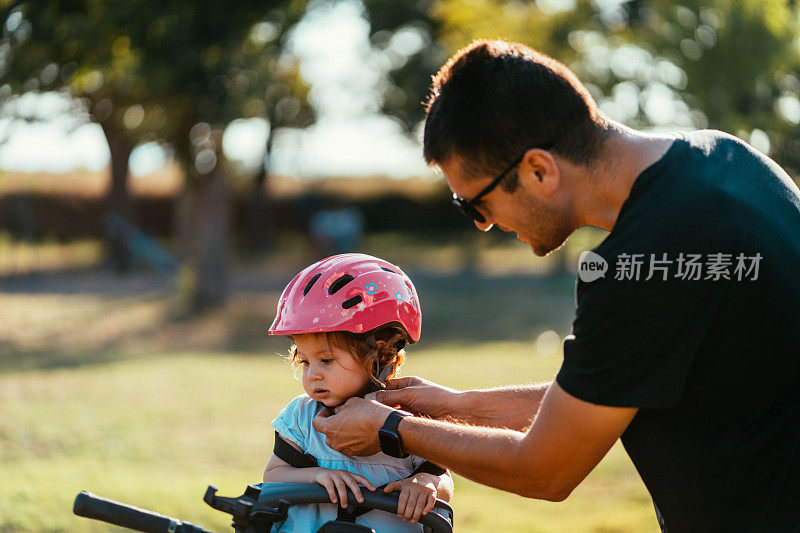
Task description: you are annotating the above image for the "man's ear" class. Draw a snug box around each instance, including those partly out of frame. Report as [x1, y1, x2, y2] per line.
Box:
[519, 148, 560, 197]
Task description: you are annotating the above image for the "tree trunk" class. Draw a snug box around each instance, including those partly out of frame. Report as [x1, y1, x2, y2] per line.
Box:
[102, 126, 135, 275]
[245, 126, 276, 252]
[246, 164, 271, 252]
[177, 170, 231, 309]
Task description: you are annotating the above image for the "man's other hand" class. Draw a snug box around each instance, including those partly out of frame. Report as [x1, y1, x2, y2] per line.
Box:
[367, 376, 462, 420]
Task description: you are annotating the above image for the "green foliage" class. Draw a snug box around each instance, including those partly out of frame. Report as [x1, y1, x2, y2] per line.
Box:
[361, 0, 443, 130]
[362, 0, 600, 131]
[0, 0, 322, 302]
[643, 0, 797, 128]
[1, 0, 314, 180]
[431, 0, 593, 58]
[628, 0, 800, 174]
[414, 0, 800, 176]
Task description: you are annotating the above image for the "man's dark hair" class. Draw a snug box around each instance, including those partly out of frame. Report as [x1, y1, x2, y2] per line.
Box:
[423, 39, 607, 190]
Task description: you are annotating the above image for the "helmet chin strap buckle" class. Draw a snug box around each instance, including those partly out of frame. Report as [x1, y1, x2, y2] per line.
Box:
[364, 359, 393, 395]
[377, 364, 392, 382]
[364, 379, 385, 395]
[366, 364, 392, 394]
[363, 333, 406, 395]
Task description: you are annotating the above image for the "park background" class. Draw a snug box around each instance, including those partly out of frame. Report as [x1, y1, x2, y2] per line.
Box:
[1, 0, 799, 531]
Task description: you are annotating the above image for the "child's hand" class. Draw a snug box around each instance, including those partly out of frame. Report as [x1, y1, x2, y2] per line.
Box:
[312, 468, 375, 509]
[383, 473, 438, 523]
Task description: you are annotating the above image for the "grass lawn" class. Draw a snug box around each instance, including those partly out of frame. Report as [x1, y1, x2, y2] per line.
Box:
[0, 342, 658, 532]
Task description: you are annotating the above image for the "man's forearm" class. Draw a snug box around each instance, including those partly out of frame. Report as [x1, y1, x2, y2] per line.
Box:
[397, 416, 563, 500]
[449, 382, 551, 430]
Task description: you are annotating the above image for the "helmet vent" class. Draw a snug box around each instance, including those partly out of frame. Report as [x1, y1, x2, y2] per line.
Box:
[303, 273, 322, 296]
[328, 274, 354, 295]
[342, 295, 363, 309]
[380, 267, 396, 273]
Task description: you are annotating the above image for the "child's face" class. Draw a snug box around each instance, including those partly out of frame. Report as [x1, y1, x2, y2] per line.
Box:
[293, 333, 370, 407]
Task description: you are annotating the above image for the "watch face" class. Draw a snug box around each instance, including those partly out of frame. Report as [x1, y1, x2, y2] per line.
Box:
[379, 429, 403, 458]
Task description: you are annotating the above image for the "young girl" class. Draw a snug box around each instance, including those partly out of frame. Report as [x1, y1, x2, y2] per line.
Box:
[264, 253, 453, 532]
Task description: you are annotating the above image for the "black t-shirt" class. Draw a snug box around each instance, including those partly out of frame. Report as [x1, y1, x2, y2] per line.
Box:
[556, 130, 800, 532]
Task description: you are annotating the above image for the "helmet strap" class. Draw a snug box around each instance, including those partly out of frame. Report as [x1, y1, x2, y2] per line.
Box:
[365, 335, 386, 393]
[363, 333, 405, 394]
[376, 363, 392, 382]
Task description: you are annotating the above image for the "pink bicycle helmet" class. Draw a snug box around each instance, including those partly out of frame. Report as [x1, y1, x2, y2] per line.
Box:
[269, 253, 421, 342]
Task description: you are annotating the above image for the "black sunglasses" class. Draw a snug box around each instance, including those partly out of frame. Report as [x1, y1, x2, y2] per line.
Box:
[451, 152, 526, 224]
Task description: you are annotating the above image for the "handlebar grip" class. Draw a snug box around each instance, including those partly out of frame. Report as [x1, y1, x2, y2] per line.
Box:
[73, 491, 209, 533]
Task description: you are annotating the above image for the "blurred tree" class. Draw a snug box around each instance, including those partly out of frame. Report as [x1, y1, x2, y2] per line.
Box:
[362, 0, 800, 276]
[624, 0, 800, 174]
[362, 0, 444, 131]
[362, 0, 598, 133]
[405, 0, 800, 178]
[0, 0, 313, 307]
[241, 14, 313, 254]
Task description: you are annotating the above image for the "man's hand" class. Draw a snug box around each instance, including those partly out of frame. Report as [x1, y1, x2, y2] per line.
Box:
[383, 473, 438, 523]
[366, 376, 462, 420]
[313, 397, 392, 456]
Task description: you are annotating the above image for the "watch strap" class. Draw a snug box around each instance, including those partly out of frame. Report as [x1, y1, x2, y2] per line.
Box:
[381, 409, 411, 433]
[379, 409, 411, 458]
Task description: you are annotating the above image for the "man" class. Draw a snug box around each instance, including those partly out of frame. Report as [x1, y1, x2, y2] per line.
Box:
[313, 39, 800, 532]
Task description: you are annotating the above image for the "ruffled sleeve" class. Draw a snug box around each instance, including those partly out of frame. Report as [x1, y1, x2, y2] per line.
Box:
[271, 394, 318, 452]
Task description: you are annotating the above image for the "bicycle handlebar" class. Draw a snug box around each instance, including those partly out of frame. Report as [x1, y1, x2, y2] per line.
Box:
[258, 483, 454, 533]
[73, 491, 212, 533]
[75, 483, 454, 533]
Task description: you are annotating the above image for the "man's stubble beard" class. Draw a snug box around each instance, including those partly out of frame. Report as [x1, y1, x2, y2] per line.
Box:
[524, 196, 576, 257]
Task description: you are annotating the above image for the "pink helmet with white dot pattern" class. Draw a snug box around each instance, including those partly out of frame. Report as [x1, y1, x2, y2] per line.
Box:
[268, 253, 421, 342]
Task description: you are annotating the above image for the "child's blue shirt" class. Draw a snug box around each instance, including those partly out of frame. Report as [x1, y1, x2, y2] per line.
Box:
[269, 393, 428, 533]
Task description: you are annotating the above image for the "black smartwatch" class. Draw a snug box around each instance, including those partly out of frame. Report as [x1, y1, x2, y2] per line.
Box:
[378, 409, 411, 458]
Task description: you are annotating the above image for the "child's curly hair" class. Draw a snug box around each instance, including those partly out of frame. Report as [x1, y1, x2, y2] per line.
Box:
[288, 325, 408, 382]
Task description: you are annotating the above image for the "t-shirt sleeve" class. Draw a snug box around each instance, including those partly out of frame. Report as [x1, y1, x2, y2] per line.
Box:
[271, 394, 315, 451]
[556, 258, 729, 408]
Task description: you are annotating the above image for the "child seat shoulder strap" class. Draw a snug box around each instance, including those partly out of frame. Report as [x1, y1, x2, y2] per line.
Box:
[274, 430, 446, 475]
[273, 431, 319, 468]
[411, 460, 447, 477]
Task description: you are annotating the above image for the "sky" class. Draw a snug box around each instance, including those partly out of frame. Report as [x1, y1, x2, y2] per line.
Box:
[0, 0, 433, 179]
